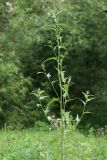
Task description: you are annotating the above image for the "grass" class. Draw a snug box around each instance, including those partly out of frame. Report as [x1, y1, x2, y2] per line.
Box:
[0, 128, 107, 160]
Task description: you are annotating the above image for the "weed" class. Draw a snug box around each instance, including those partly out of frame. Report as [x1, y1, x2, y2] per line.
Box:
[33, 13, 94, 160]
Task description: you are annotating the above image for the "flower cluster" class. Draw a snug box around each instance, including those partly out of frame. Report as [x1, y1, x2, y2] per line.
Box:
[47, 115, 61, 129]
[96, 125, 107, 137]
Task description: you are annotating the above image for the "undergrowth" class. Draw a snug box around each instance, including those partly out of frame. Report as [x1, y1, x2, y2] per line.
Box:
[0, 129, 107, 160]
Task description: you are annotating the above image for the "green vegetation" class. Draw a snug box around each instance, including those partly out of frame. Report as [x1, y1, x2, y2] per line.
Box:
[0, 129, 107, 160]
[1, 0, 107, 129]
[0, 0, 107, 159]
[34, 16, 95, 159]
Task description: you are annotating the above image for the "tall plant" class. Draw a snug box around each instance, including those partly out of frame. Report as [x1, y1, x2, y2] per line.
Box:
[33, 13, 94, 160]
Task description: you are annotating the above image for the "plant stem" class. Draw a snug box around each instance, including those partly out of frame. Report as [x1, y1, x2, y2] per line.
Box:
[57, 28, 64, 160]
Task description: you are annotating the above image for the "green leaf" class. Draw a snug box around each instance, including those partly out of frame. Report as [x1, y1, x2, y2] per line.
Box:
[59, 46, 67, 50]
[47, 97, 59, 107]
[37, 72, 44, 74]
[40, 96, 48, 100]
[44, 107, 49, 114]
[82, 92, 88, 99]
[79, 98, 86, 106]
[42, 57, 57, 66]
[84, 111, 91, 114]
[87, 97, 96, 102]
[52, 80, 57, 85]
[65, 98, 77, 104]
[61, 71, 66, 83]
[64, 111, 71, 125]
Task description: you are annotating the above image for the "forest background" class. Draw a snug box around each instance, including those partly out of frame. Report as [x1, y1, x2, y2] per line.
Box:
[1, 0, 107, 129]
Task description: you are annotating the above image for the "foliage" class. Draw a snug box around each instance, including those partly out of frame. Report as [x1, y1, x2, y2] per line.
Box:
[0, 1, 37, 129]
[1, 0, 107, 128]
[0, 129, 107, 159]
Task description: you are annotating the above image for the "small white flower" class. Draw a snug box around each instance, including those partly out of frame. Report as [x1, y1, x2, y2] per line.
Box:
[37, 103, 41, 107]
[49, 128, 52, 131]
[47, 116, 52, 121]
[47, 73, 51, 78]
[6, 2, 13, 11]
[6, 2, 11, 7]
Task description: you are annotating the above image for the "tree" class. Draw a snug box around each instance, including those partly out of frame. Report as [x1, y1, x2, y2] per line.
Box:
[1, 0, 107, 128]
